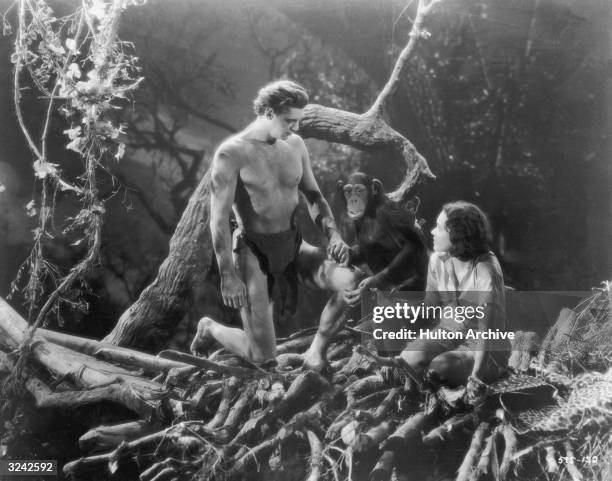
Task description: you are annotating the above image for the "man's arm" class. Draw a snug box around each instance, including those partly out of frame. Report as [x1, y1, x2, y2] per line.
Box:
[294, 136, 348, 262]
[210, 143, 246, 309]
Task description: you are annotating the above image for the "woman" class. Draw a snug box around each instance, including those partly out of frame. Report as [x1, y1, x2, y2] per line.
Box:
[397, 201, 509, 400]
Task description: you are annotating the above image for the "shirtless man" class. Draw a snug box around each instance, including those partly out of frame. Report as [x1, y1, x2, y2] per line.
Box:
[190, 80, 359, 370]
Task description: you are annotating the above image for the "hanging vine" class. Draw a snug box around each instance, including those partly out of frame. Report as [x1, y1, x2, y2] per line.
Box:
[5, 0, 146, 332]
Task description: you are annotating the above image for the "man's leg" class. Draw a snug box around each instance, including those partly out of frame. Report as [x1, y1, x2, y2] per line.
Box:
[297, 242, 361, 371]
[191, 235, 276, 363]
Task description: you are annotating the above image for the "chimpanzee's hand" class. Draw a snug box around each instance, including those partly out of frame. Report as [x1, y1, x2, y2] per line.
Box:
[328, 232, 350, 264]
[358, 275, 379, 291]
[220, 271, 247, 309]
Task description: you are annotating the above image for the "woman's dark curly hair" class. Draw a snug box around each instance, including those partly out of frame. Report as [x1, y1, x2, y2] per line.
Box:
[442, 201, 492, 261]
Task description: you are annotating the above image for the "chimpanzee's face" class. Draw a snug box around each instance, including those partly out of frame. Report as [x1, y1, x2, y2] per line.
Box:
[343, 183, 369, 220]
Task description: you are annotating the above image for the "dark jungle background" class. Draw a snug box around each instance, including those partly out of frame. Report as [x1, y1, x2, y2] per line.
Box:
[0, 0, 610, 342]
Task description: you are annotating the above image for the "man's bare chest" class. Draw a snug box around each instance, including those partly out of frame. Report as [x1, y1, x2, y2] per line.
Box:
[240, 144, 302, 190]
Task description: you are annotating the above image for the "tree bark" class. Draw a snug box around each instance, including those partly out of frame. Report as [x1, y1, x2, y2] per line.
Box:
[103, 0, 441, 348]
[103, 171, 213, 350]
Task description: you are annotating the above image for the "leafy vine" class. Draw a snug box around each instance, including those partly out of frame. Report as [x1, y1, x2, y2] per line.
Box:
[5, 0, 146, 333]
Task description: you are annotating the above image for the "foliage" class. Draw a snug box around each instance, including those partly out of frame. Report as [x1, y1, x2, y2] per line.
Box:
[6, 0, 145, 328]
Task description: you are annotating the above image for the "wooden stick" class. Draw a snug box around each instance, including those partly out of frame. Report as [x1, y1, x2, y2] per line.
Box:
[276, 353, 304, 371]
[500, 423, 518, 478]
[217, 382, 258, 442]
[276, 334, 316, 354]
[370, 450, 396, 481]
[25, 377, 158, 418]
[63, 422, 211, 477]
[372, 388, 400, 423]
[206, 377, 239, 429]
[472, 431, 495, 479]
[456, 421, 490, 481]
[351, 420, 396, 454]
[79, 420, 162, 453]
[381, 412, 431, 452]
[157, 349, 263, 377]
[345, 374, 385, 408]
[306, 430, 323, 481]
[544, 446, 559, 474]
[563, 441, 583, 481]
[93, 347, 189, 373]
[422, 413, 476, 447]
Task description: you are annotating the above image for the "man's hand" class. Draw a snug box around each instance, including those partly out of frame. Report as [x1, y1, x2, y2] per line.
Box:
[328, 232, 350, 264]
[221, 272, 247, 309]
[343, 275, 379, 306]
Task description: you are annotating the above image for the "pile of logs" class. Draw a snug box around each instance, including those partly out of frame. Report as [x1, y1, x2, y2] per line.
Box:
[1, 292, 610, 481]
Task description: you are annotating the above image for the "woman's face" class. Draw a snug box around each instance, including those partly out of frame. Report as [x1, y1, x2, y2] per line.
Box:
[431, 211, 452, 252]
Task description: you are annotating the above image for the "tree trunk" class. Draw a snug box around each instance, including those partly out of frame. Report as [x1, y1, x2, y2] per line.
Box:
[103, 170, 213, 350]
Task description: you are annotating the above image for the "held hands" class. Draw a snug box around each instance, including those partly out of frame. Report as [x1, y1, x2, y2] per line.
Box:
[343, 275, 380, 307]
[220, 271, 247, 309]
[327, 232, 350, 264]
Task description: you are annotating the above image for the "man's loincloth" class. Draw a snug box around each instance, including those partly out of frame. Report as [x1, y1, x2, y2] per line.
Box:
[235, 227, 302, 315]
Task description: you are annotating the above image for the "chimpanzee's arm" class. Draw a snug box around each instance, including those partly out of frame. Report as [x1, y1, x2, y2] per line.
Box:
[374, 239, 421, 288]
[349, 244, 365, 264]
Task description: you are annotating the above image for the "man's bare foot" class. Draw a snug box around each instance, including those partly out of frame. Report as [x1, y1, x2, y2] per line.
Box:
[190, 317, 217, 357]
[301, 348, 330, 374]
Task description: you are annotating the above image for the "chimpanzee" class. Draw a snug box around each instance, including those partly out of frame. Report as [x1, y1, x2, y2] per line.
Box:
[339, 172, 428, 305]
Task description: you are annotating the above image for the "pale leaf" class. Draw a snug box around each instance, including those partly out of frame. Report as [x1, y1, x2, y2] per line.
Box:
[33, 159, 59, 179]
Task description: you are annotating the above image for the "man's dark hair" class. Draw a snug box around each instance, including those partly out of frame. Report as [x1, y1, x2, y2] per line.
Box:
[442, 201, 492, 261]
[253, 80, 308, 115]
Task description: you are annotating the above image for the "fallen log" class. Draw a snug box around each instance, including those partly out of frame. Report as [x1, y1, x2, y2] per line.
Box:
[351, 420, 396, 454]
[0, 297, 169, 416]
[277, 334, 316, 354]
[345, 374, 385, 408]
[544, 446, 559, 474]
[456, 421, 490, 481]
[563, 441, 584, 481]
[381, 412, 433, 452]
[79, 420, 163, 453]
[62, 421, 215, 478]
[499, 423, 518, 478]
[370, 450, 396, 481]
[306, 430, 324, 481]
[229, 371, 330, 448]
[371, 388, 399, 421]
[25, 377, 158, 418]
[206, 377, 240, 429]
[422, 413, 477, 447]
[216, 381, 258, 443]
